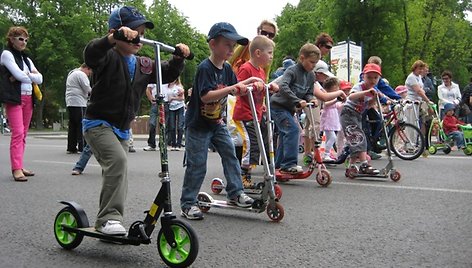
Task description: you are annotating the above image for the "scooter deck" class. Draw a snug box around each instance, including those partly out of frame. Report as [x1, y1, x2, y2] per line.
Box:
[62, 226, 148, 245]
[199, 199, 265, 214]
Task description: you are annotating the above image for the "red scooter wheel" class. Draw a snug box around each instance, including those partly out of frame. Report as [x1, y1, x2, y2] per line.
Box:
[274, 184, 283, 200]
[316, 169, 332, 187]
[266, 202, 284, 222]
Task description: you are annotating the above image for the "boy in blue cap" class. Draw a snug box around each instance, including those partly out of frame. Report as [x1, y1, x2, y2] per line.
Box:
[83, 6, 190, 235]
[180, 22, 262, 220]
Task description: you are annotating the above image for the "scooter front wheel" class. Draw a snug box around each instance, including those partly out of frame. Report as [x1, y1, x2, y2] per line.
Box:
[316, 169, 332, 187]
[54, 207, 84, 250]
[274, 184, 283, 200]
[157, 219, 199, 268]
[210, 178, 223, 194]
[266, 202, 284, 222]
[390, 170, 401, 182]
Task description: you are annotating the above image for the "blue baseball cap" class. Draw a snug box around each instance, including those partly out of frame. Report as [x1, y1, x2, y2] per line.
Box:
[108, 6, 154, 30]
[444, 103, 455, 112]
[207, 22, 248, 45]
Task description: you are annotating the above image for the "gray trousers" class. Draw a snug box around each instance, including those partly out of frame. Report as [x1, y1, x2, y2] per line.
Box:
[84, 125, 128, 228]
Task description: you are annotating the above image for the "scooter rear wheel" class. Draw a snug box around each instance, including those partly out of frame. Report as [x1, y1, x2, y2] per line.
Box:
[54, 207, 84, 250]
[197, 193, 212, 212]
[316, 169, 332, 187]
[157, 219, 199, 268]
[266, 202, 284, 222]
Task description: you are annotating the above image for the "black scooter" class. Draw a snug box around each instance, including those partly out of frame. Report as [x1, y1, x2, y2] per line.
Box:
[53, 37, 198, 268]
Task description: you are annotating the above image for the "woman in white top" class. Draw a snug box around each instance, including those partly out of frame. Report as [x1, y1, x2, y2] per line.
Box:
[437, 70, 461, 119]
[167, 78, 185, 150]
[404, 60, 433, 141]
[0, 26, 43, 181]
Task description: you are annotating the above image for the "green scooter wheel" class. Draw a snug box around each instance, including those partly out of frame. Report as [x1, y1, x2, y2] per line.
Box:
[428, 146, 437, 155]
[158, 219, 199, 268]
[54, 207, 84, 250]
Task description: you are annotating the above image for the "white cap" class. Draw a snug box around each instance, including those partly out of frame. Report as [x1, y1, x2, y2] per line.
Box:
[314, 60, 335, 78]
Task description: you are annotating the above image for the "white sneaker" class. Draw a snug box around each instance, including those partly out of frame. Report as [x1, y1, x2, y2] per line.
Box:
[143, 146, 157, 151]
[227, 193, 254, 208]
[96, 220, 127, 236]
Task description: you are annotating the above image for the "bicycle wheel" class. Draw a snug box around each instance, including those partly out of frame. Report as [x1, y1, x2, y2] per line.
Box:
[389, 122, 424, 160]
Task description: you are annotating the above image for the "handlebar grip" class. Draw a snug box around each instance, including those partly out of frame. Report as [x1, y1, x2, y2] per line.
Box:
[172, 46, 194, 60]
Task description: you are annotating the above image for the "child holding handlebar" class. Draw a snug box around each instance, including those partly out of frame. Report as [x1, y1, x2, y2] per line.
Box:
[340, 64, 382, 175]
[270, 43, 320, 174]
[233, 35, 279, 187]
[83, 6, 190, 235]
[180, 22, 261, 220]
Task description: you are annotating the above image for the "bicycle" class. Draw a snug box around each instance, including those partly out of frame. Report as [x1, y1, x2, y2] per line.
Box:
[376, 100, 425, 160]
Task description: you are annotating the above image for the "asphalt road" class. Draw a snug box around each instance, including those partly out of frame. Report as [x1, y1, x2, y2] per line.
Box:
[0, 135, 471, 267]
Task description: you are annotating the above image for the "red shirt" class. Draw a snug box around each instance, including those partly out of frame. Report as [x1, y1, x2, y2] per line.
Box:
[443, 114, 465, 134]
[233, 62, 266, 121]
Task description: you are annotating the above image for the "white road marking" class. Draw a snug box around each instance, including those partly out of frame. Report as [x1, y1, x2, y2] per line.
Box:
[33, 160, 100, 167]
[333, 181, 472, 194]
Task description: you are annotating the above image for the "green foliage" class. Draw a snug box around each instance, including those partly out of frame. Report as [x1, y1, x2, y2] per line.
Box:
[1, 0, 470, 128]
[274, 0, 472, 89]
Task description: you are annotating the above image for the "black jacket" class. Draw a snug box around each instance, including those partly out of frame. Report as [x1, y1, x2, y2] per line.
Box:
[0, 46, 33, 105]
[83, 36, 184, 130]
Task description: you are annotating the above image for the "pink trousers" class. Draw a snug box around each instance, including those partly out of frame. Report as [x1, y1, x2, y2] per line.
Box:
[5, 95, 33, 171]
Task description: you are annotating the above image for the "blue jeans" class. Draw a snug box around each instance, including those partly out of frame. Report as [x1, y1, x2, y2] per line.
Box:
[271, 108, 299, 169]
[168, 107, 185, 147]
[73, 144, 93, 172]
[448, 131, 465, 148]
[180, 125, 243, 209]
[147, 104, 158, 148]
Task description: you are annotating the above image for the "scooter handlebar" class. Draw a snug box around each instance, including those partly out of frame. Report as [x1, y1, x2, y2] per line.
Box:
[112, 31, 194, 60]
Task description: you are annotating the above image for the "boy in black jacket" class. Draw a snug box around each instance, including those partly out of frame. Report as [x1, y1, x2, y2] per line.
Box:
[83, 6, 190, 235]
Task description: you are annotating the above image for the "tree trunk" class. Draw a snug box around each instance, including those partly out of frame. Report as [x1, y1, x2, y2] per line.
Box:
[401, 0, 410, 77]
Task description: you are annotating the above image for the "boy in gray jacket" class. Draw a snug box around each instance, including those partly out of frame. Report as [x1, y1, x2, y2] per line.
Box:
[270, 43, 320, 174]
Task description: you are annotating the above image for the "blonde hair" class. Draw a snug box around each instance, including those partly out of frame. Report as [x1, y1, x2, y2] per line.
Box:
[411, 60, 426, 72]
[299, 43, 320, 60]
[249, 35, 275, 57]
[6, 26, 29, 46]
[367, 56, 382, 66]
[257, 19, 278, 35]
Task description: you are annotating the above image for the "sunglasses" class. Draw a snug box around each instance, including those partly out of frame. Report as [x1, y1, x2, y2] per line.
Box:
[260, 30, 275, 39]
[15, 37, 28, 43]
[324, 44, 332, 49]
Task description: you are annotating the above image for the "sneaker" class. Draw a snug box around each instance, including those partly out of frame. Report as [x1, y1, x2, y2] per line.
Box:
[71, 169, 82, 175]
[359, 164, 380, 175]
[368, 151, 382, 160]
[227, 193, 254, 208]
[66, 150, 78, 154]
[280, 165, 303, 174]
[181, 205, 204, 220]
[241, 172, 253, 188]
[143, 146, 157, 151]
[96, 220, 127, 236]
[128, 146, 136, 153]
[322, 155, 336, 162]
